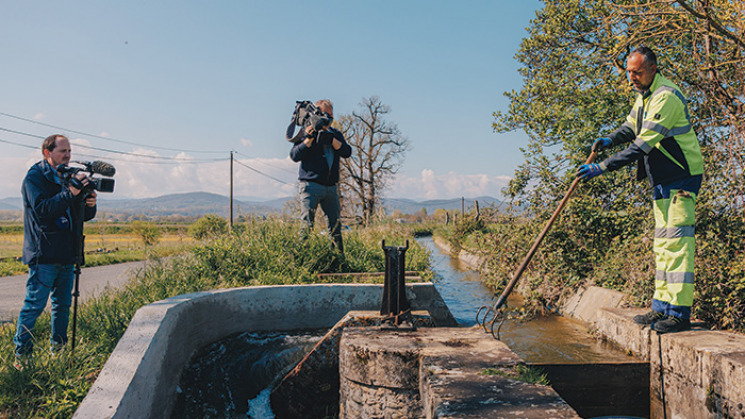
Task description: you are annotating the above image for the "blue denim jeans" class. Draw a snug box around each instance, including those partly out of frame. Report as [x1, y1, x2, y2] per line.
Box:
[14, 263, 75, 356]
[299, 180, 344, 252]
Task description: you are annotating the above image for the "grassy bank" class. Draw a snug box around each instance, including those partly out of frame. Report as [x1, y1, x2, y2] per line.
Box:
[0, 219, 430, 418]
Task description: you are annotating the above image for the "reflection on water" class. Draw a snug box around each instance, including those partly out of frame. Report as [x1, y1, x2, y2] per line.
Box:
[419, 236, 631, 364]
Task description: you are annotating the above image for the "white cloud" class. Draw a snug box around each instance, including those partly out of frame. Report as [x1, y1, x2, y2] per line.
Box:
[33, 113, 44, 120]
[240, 138, 254, 147]
[389, 169, 511, 200]
[70, 137, 93, 148]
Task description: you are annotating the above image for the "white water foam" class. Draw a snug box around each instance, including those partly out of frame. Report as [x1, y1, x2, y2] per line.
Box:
[246, 387, 275, 419]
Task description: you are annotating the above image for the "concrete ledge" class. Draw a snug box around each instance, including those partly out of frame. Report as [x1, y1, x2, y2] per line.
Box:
[433, 236, 488, 271]
[595, 307, 653, 360]
[594, 307, 745, 418]
[561, 286, 627, 325]
[73, 283, 455, 419]
[339, 326, 580, 419]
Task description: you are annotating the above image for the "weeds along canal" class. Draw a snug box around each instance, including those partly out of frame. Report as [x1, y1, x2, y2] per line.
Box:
[174, 236, 633, 418]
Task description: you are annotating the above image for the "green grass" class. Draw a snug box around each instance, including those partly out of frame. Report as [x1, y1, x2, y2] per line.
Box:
[0, 219, 432, 418]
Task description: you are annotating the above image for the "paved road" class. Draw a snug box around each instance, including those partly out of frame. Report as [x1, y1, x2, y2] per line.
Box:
[0, 261, 148, 323]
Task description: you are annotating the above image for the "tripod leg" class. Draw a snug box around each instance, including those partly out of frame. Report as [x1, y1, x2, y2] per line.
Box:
[70, 264, 81, 353]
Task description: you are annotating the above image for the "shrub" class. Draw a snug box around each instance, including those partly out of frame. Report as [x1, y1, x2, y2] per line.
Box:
[189, 214, 228, 240]
[130, 221, 162, 246]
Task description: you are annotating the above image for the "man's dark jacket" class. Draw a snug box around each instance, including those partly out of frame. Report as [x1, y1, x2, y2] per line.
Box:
[289, 128, 352, 186]
[22, 160, 97, 265]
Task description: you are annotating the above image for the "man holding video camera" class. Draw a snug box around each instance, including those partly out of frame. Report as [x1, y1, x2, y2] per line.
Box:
[289, 99, 351, 253]
[14, 134, 97, 364]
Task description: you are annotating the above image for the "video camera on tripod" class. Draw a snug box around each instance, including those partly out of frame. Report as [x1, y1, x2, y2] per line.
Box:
[285, 100, 334, 144]
[57, 160, 116, 196]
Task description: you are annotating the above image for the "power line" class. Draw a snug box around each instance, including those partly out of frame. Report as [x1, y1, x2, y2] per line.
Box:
[0, 137, 38, 150]
[75, 152, 228, 165]
[1, 135, 227, 165]
[233, 159, 294, 186]
[0, 126, 216, 162]
[234, 151, 296, 175]
[0, 111, 227, 154]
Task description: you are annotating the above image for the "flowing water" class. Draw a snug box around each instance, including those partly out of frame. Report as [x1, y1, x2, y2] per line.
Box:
[175, 236, 631, 418]
[419, 236, 631, 363]
[171, 330, 325, 419]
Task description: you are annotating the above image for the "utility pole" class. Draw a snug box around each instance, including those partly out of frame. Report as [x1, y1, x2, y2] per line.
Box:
[229, 151, 234, 231]
[461, 197, 465, 217]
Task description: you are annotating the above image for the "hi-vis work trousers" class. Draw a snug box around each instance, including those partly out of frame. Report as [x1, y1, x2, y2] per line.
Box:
[651, 175, 702, 320]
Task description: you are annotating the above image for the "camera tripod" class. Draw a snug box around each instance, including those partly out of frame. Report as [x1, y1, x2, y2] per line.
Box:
[69, 194, 88, 354]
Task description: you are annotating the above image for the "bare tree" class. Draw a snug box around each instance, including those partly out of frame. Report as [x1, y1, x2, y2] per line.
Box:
[336, 96, 410, 224]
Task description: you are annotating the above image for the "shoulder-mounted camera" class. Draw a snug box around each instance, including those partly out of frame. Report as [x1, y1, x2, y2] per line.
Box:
[58, 160, 116, 196]
[285, 100, 334, 144]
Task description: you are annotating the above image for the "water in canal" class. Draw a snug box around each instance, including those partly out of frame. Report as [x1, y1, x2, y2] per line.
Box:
[176, 235, 631, 418]
[418, 236, 631, 364]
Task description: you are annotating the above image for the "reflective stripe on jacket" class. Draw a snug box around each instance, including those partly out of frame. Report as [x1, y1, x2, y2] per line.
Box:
[600, 73, 704, 186]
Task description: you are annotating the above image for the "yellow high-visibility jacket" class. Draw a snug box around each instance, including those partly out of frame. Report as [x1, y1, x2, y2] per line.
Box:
[600, 73, 704, 186]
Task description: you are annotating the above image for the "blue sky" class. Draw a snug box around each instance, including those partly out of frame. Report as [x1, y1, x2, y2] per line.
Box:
[0, 1, 541, 200]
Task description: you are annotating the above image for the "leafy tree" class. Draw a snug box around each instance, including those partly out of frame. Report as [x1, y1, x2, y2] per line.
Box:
[189, 214, 228, 240]
[131, 221, 162, 246]
[491, 0, 745, 330]
[337, 96, 410, 224]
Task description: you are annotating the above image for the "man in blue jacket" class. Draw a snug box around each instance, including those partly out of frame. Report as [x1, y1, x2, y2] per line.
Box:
[289, 99, 352, 253]
[14, 134, 97, 363]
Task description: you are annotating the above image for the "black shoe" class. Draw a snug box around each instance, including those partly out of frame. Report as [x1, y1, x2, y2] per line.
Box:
[633, 310, 666, 325]
[653, 316, 691, 334]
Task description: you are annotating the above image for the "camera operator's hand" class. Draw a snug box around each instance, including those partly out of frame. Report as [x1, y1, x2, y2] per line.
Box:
[303, 125, 316, 146]
[85, 191, 97, 207]
[69, 173, 90, 196]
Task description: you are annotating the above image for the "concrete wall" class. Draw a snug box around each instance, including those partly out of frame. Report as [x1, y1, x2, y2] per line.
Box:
[73, 283, 454, 419]
[432, 236, 487, 271]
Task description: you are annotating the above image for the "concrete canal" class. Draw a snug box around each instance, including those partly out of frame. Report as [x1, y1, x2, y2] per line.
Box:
[171, 237, 646, 418]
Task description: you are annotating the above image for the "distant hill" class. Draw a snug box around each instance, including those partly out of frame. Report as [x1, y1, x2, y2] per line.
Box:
[0, 197, 22, 211]
[380, 196, 505, 215]
[0, 193, 506, 221]
[94, 192, 286, 219]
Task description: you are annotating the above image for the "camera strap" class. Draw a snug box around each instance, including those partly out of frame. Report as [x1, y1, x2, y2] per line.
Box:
[285, 100, 315, 143]
[285, 120, 298, 142]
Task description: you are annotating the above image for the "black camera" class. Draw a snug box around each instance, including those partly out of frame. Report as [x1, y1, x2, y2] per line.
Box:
[285, 100, 333, 143]
[58, 160, 116, 195]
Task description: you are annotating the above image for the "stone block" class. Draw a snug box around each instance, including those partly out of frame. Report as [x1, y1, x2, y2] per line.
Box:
[650, 329, 745, 419]
[339, 326, 581, 419]
[595, 307, 652, 360]
[422, 370, 580, 419]
[340, 376, 422, 418]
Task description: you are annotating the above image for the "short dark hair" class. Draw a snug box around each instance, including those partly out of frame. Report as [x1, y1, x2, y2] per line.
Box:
[42, 134, 67, 155]
[631, 46, 657, 67]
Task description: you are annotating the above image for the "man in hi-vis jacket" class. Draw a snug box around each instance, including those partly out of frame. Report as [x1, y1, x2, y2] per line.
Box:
[577, 46, 704, 333]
